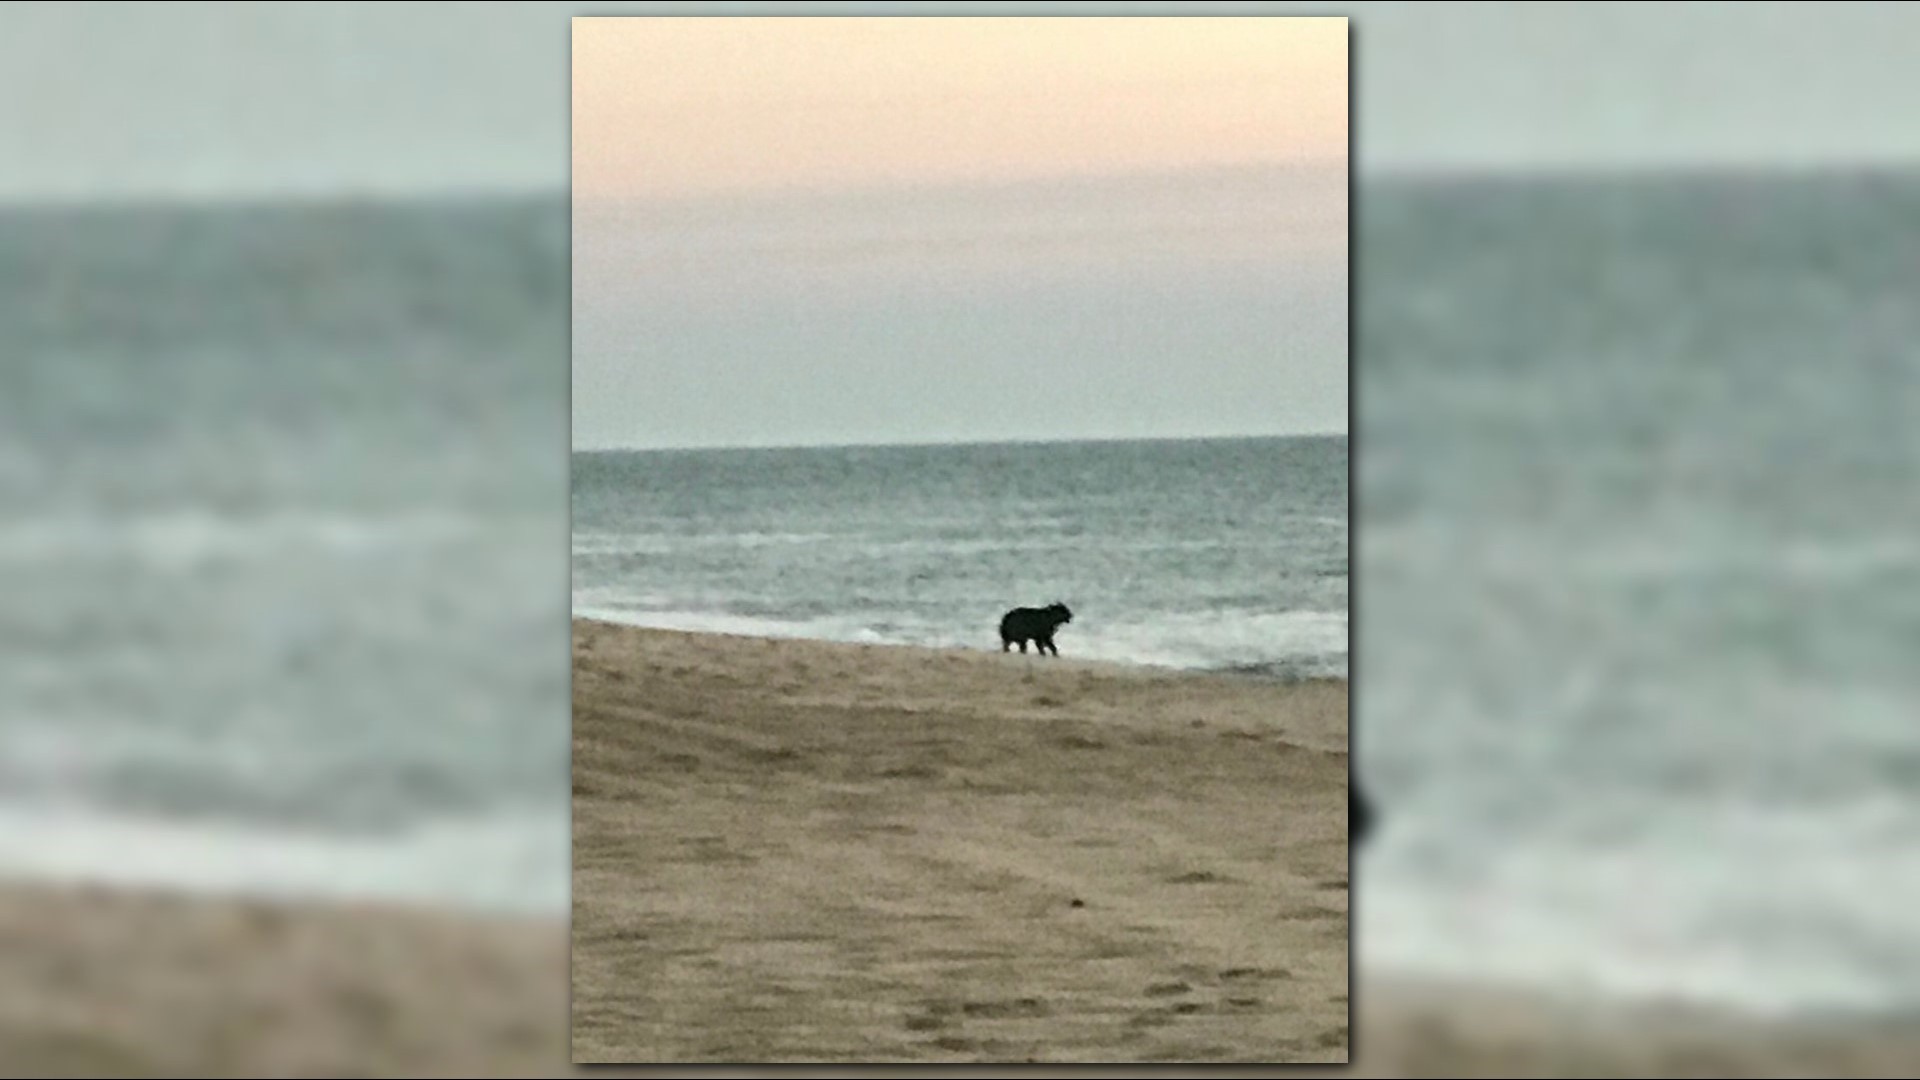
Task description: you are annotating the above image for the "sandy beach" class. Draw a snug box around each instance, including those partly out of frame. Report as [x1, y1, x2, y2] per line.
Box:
[571, 618, 1352, 1064]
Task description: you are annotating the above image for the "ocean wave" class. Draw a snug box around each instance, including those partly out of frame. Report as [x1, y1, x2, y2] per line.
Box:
[0, 802, 568, 916]
[577, 605, 816, 640]
[1364, 523, 1920, 586]
[1067, 609, 1349, 676]
[0, 510, 524, 568]
[1360, 793, 1920, 1015]
[1575, 538, 1920, 583]
[571, 530, 839, 556]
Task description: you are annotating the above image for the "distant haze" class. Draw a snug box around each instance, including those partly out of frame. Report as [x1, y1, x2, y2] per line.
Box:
[574, 160, 1347, 449]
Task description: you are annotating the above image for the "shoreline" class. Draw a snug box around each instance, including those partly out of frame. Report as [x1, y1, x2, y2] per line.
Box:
[568, 611, 1350, 687]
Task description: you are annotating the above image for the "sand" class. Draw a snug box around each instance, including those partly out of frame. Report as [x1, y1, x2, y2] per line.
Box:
[0, 881, 568, 1077]
[1349, 980, 1920, 1079]
[571, 618, 1352, 1064]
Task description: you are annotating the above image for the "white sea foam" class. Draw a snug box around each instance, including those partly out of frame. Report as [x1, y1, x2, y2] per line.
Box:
[574, 600, 1347, 678]
[1359, 793, 1920, 1015]
[0, 803, 568, 916]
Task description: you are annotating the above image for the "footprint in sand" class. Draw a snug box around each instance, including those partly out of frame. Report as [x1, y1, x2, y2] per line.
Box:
[1220, 965, 1293, 982]
[958, 997, 1050, 1019]
[1166, 870, 1232, 885]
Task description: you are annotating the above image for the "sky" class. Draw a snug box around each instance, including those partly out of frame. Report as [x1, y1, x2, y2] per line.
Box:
[572, 16, 1346, 201]
[573, 159, 1348, 447]
[572, 15, 1347, 448]
[8, 2, 1920, 203]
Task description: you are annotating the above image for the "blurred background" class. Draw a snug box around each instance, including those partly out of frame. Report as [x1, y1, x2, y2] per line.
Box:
[6, 0, 1920, 1073]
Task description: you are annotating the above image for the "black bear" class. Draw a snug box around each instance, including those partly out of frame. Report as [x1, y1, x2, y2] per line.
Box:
[999, 602, 1073, 656]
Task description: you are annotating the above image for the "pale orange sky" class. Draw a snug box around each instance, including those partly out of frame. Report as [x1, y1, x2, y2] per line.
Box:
[572, 16, 1347, 201]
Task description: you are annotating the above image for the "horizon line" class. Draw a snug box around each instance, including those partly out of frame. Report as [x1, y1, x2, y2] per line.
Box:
[9, 155, 1920, 214]
[572, 429, 1350, 454]
[0, 181, 565, 215]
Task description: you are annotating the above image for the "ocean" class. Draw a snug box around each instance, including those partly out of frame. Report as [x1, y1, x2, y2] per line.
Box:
[572, 436, 1350, 681]
[0, 197, 572, 914]
[1356, 170, 1920, 1016]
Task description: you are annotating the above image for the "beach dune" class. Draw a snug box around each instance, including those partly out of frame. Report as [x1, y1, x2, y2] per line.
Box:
[570, 618, 1352, 1063]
